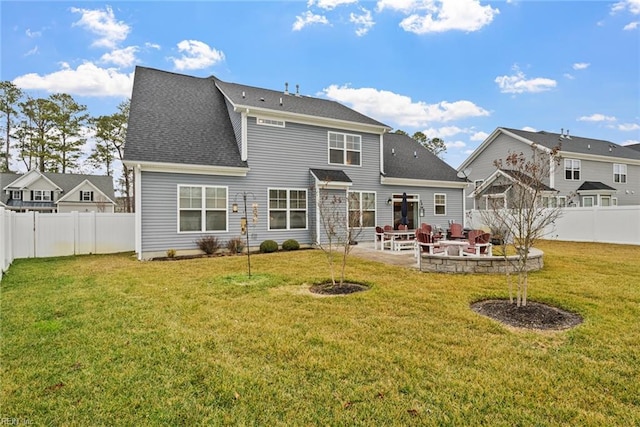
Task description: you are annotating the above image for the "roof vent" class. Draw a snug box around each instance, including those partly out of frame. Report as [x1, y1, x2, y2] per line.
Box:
[260, 97, 265, 102]
[414, 151, 417, 158]
[565, 129, 571, 140]
[279, 97, 283, 106]
[284, 82, 289, 95]
[242, 91, 245, 98]
[559, 128, 565, 139]
[295, 84, 301, 97]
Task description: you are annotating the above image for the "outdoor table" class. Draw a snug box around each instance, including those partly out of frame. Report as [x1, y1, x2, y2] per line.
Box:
[384, 231, 416, 251]
[436, 240, 468, 256]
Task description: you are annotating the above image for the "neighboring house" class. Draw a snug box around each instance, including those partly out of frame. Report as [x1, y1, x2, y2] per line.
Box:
[123, 66, 467, 260]
[1, 170, 116, 213]
[468, 169, 558, 210]
[459, 127, 640, 209]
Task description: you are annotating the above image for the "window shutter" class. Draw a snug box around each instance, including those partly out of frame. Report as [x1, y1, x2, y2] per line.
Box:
[51, 191, 54, 201]
[80, 192, 83, 201]
[91, 192, 94, 201]
[31, 190, 34, 200]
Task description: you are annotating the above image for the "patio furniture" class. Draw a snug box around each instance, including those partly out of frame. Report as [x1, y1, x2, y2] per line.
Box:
[463, 232, 492, 256]
[384, 229, 416, 251]
[437, 239, 469, 256]
[415, 230, 445, 257]
[448, 223, 465, 240]
[420, 223, 432, 235]
[375, 226, 393, 251]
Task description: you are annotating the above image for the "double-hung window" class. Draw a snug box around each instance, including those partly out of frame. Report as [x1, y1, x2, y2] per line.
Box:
[11, 190, 21, 200]
[434, 193, 446, 215]
[348, 191, 376, 228]
[268, 189, 307, 230]
[614, 164, 627, 183]
[564, 159, 580, 180]
[328, 132, 361, 166]
[81, 191, 93, 201]
[178, 185, 227, 232]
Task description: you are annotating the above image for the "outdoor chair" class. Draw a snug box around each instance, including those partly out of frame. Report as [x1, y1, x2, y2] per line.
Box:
[415, 230, 445, 257]
[448, 223, 465, 240]
[463, 231, 492, 256]
[375, 226, 392, 251]
[420, 223, 432, 235]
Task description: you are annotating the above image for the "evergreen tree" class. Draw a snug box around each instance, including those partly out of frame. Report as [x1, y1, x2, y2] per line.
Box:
[50, 93, 89, 173]
[0, 81, 24, 172]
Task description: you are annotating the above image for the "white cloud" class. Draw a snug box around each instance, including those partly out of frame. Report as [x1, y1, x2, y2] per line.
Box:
[399, 0, 499, 34]
[71, 6, 130, 49]
[12, 62, 134, 97]
[622, 139, 640, 145]
[376, 0, 421, 14]
[24, 46, 39, 57]
[522, 126, 537, 132]
[422, 126, 464, 137]
[350, 8, 375, 36]
[623, 21, 639, 30]
[470, 131, 488, 141]
[494, 66, 557, 94]
[293, 11, 330, 31]
[170, 40, 225, 71]
[563, 73, 575, 80]
[611, 0, 640, 15]
[26, 28, 42, 38]
[101, 46, 139, 67]
[445, 140, 466, 149]
[322, 84, 489, 127]
[572, 62, 590, 70]
[145, 42, 161, 50]
[309, 0, 358, 10]
[577, 113, 617, 122]
[617, 123, 640, 131]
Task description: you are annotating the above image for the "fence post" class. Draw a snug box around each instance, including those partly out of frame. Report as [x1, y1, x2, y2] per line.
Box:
[0, 208, 5, 277]
[72, 211, 79, 255]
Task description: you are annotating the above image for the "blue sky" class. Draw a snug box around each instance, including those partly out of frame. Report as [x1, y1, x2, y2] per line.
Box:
[2, 0, 639, 171]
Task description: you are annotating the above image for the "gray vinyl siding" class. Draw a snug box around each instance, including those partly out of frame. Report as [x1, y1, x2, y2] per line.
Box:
[225, 99, 243, 156]
[465, 134, 529, 198]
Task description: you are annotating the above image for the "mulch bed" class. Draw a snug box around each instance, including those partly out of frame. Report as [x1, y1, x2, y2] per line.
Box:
[309, 282, 370, 295]
[471, 299, 583, 330]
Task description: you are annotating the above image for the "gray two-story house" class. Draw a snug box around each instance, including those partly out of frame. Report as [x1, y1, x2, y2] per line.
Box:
[459, 127, 640, 209]
[123, 67, 467, 260]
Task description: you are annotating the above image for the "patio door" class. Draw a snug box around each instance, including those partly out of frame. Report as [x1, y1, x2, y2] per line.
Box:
[392, 193, 419, 229]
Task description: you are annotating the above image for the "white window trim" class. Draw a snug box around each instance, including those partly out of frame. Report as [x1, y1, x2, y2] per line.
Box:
[81, 191, 93, 201]
[564, 159, 581, 181]
[267, 188, 308, 231]
[33, 190, 52, 201]
[434, 193, 446, 216]
[348, 190, 376, 229]
[328, 131, 362, 167]
[558, 196, 566, 207]
[256, 117, 285, 128]
[582, 196, 594, 207]
[11, 190, 21, 200]
[177, 185, 228, 233]
[613, 163, 627, 184]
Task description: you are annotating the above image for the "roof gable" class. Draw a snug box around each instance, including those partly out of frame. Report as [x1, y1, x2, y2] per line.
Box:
[3, 169, 61, 191]
[57, 179, 116, 204]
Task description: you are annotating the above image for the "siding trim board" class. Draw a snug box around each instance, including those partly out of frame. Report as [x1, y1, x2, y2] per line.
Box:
[127, 160, 250, 176]
[381, 176, 469, 189]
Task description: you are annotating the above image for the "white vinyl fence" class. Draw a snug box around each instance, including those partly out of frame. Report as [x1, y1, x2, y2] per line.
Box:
[467, 205, 640, 246]
[1, 208, 135, 280]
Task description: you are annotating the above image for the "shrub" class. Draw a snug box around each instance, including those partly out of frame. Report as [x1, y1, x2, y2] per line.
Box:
[166, 249, 176, 258]
[226, 237, 245, 254]
[282, 239, 300, 251]
[196, 236, 222, 255]
[259, 240, 279, 253]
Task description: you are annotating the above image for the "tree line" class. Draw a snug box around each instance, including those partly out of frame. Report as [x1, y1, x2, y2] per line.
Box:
[0, 81, 132, 212]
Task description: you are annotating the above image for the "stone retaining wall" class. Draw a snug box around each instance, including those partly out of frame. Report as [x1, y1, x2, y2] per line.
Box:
[419, 248, 544, 274]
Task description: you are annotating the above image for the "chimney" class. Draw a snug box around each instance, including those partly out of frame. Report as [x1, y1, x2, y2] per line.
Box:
[295, 84, 301, 97]
[284, 82, 289, 95]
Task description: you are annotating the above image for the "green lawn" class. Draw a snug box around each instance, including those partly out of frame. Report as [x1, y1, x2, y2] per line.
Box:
[1, 241, 639, 426]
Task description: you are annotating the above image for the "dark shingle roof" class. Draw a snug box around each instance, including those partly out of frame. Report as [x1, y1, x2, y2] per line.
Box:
[310, 168, 352, 183]
[503, 128, 640, 161]
[1, 172, 115, 205]
[123, 67, 247, 168]
[215, 80, 389, 129]
[625, 143, 640, 152]
[577, 181, 616, 191]
[383, 133, 465, 182]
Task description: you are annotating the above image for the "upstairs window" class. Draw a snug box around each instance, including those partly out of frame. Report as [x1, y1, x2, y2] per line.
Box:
[328, 132, 361, 166]
[80, 191, 94, 201]
[614, 164, 627, 183]
[11, 190, 21, 200]
[257, 117, 285, 128]
[564, 159, 580, 180]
